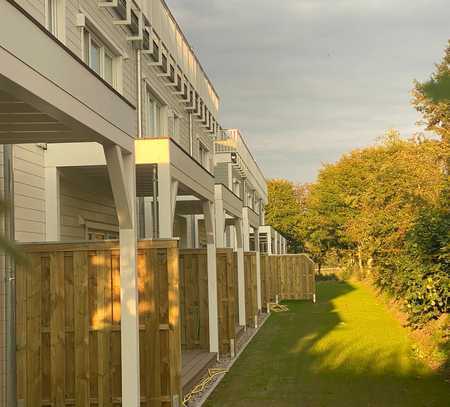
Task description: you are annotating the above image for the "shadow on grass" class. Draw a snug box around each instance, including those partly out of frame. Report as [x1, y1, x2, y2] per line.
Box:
[205, 281, 449, 407]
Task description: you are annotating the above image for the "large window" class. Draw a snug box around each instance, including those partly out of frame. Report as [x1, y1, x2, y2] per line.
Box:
[146, 91, 163, 136]
[83, 28, 116, 86]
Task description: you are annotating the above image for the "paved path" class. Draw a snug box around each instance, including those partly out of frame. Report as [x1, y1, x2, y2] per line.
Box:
[205, 281, 449, 406]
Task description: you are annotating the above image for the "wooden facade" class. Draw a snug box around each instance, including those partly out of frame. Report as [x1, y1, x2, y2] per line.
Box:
[16, 240, 181, 407]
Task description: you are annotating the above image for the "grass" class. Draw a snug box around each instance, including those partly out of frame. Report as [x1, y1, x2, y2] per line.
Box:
[205, 281, 449, 406]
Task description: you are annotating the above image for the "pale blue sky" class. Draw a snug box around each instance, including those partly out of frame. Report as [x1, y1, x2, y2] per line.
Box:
[166, 0, 450, 183]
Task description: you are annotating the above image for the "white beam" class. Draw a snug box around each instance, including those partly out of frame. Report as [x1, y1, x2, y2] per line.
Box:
[158, 163, 173, 238]
[171, 179, 179, 224]
[45, 167, 60, 241]
[104, 145, 140, 407]
[104, 144, 133, 228]
[234, 219, 246, 327]
[214, 198, 225, 248]
[203, 200, 219, 354]
[242, 208, 250, 251]
[255, 229, 262, 311]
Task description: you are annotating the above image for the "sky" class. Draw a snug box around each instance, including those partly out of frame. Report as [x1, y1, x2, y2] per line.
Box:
[165, 0, 450, 183]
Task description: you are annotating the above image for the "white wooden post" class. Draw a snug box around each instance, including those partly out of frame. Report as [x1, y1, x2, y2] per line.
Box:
[234, 218, 246, 327]
[203, 200, 219, 354]
[104, 144, 140, 407]
[242, 208, 250, 251]
[214, 195, 225, 248]
[45, 166, 60, 241]
[158, 163, 177, 238]
[255, 228, 262, 311]
[267, 227, 272, 255]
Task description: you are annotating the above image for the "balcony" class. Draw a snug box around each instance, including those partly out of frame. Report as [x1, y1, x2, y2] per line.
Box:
[215, 129, 267, 203]
[0, 0, 136, 151]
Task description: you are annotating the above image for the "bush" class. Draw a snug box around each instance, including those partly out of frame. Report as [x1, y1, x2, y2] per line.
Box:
[374, 203, 450, 327]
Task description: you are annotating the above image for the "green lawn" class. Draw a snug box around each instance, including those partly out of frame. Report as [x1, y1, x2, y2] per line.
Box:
[205, 281, 449, 406]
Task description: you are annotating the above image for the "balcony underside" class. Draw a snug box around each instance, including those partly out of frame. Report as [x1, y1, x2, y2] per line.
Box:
[0, 0, 135, 151]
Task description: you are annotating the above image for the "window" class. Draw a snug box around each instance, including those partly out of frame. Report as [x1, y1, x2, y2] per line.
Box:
[83, 27, 117, 87]
[87, 228, 119, 241]
[198, 142, 209, 170]
[146, 91, 163, 136]
[45, 0, 65, 41]
[169, 110, 179, 140]
[233, 179, 241, 197]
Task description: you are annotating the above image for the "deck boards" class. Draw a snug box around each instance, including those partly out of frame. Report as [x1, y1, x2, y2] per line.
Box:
[181, 350, 217, 395]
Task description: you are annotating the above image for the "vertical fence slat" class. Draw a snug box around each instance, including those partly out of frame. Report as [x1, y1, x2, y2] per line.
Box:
[74, 251, 90, 407]
[16, 262, 26, 404]
[168, 247, 182, 404]
[50, 252, 66, 406]
[97, 252, 112, 407]
[27, 254, 41, 405]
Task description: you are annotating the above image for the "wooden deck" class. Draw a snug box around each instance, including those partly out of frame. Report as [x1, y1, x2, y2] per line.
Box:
[182, 349, 217, 396]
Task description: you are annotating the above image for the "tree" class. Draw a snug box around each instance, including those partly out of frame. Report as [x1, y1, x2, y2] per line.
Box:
[299, 131, 446, 278]
[265, 179, 303, 252]
[412, 40, 450, 145]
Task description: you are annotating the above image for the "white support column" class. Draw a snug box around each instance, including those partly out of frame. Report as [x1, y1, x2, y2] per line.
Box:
[242, 208, 250, 251]
[170, 179, 179, 224]
[214, 197, 225, 248]
[255, 228, 262, 311]
[267, 228, 272, 255]
[227, 163, 233, 189]
[203, 200, 219, 354]
[45, 167, 60, 241]
[274, 231, 279, 254]
[234, 218, 246, 327]
[185, 216, 194, 248]
[104, 145, 140, 407]
[193, 215, 200, 248]
[158, 163, 174, 238]
[143, 197, 153, 238]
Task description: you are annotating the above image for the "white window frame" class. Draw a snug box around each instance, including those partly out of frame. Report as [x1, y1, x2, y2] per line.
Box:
[82, 26, 118, 88]
[45, 0, 65, 42]
[84, 220, 119, 241]
[170, 110, 180, 141]
[198, 141, 210, 171]
[145, 89, 163, 137]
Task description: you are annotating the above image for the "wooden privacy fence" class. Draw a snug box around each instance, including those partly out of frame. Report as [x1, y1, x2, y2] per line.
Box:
[16, 240, 181, 407]
[179, 249, 236, 355]
[261, 254, 316, 307]
[243, 252, 258, 327]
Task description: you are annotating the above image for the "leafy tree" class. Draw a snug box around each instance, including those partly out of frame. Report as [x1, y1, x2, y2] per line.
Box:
[412, 40, 450, 145]
[265, 179, 303, 252]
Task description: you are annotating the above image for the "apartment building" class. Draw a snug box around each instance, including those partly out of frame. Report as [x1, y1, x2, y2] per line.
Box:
[0, 1, 275, 405]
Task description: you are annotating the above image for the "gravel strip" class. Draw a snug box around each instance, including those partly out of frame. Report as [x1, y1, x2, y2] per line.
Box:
[183, 312, 270, 407]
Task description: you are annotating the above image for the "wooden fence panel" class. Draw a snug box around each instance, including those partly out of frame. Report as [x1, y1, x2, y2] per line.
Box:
[266, 254, 316, 301]
[179, 250, 209, 350]
[216, 249, 236, 355]
[179, 249, 237, 355]
[16, 240, 181, 407]
[244, 252, 258, 327]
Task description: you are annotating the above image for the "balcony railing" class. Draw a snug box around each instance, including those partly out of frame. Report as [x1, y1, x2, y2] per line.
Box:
[215, 129, 267, 201]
